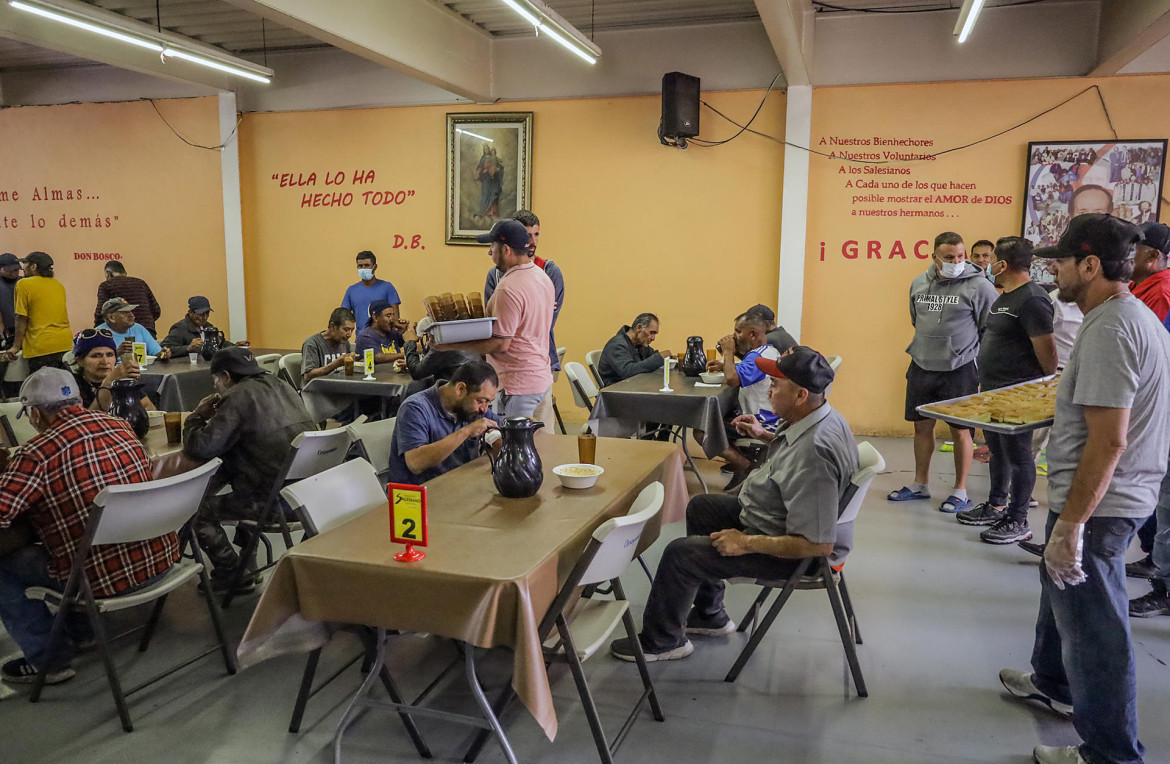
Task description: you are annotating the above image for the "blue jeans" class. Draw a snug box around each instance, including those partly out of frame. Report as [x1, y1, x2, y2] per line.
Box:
[0, 545, 91, 669]
[1031, 512, 1144, 764]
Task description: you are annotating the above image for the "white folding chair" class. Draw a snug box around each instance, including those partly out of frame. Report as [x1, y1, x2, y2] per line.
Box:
[725, 442, 884, 696]
[464, 482, 667, 764]
[279, 352, 304, 391]
[584, 349, 603, 389]
[27, 458, 235, 732]
[825, 354, 843, 397]
[565, 361, 598, 415]
[346, 417, 397, 484]
[221, 427, 352, 608]
[255, 353, 282, 376]
[0, 401, 37, 444]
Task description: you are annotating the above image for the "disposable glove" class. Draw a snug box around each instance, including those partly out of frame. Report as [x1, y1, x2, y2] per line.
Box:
[1043, 518, 1087, 590]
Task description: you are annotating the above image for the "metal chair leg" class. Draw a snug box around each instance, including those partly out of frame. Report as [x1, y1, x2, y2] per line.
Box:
[137, 594, 168, 652]
[30, 572, 80, 704]
[464, 648, 518, 764]
[289, 648, 322, 733]
[725, 559, 812, 683]
[637, 555, 654, 584]
[557, 614, 614, 764]
[823, 561, 868, 697]
[737, 587, 773, 634]
[613, 579, 664, 724]
[82, 577, 134, 732]
[188, 535, 237, 675]
[463, 682, 515, 763]
[674, 426, 708, 493]
[553, 399, 567, 435]
[838, 573, 862, 644]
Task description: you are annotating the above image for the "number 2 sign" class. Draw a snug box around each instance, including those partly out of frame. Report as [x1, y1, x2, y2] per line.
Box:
[387, 483, 428, 562]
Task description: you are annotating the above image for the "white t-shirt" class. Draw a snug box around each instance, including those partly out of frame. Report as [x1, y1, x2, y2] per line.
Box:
[1048, 290, 1083, 370]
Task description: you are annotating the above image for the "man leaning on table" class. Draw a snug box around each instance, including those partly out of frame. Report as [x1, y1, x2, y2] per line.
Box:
[598, 312, 670, 387]
[387, 360, 501, 484]
[434, 219, 555, 426]
[160, 296, 236, 359]
[998, 214, 1170, 764]
[611, 347, 858, 663]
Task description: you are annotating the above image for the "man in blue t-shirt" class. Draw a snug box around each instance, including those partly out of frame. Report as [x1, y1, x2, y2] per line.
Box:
[387, 360, 501, 484]
[355, 299, 406, 365]
[342, 250, 400, 332]
[97, 298, 170, 360]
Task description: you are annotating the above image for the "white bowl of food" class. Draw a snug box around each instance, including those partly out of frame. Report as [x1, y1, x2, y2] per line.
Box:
[699, 372, 725, 384]
[553, 463, 605, 489]
[147, 410, 165, 428]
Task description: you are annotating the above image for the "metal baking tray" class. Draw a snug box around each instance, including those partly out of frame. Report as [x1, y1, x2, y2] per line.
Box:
[916, 375, 1057, 434]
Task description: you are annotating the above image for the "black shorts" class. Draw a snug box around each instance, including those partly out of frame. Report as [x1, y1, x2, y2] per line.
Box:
[905, 360, 979, 422]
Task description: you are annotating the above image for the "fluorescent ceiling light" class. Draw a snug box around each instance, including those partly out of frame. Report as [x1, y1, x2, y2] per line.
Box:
[10, 1, 162, 52]
[456, 128, 494, 142]
[495, 0, 600, 64]
[9, 0, 273, 83]
[953, 0, 986, 43]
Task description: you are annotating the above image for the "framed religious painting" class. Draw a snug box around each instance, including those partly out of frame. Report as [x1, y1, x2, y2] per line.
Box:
[1021, 139, 1167, 283]
[445, 112, 534, 245]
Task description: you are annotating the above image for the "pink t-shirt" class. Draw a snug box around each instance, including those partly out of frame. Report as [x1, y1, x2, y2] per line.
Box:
[486, 261, 555, 395]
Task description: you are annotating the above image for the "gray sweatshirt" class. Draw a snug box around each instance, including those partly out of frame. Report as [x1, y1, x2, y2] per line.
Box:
[907, 262, 998, 371]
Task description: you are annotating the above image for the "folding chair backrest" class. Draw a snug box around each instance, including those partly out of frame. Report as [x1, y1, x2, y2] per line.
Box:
[838, 441, 884, 525]
[281, 458, 384, 537]
[346, 417, 396, 476]
[564, 362, 598, 410]
[255, 353, 282, 376]
[584, 349, 603, 388]
[827, 355, 843, 373]
[285, 428, 351, 482]
[0, 414, 18, 448]
[91, 458, 223, 545]
[0, 402, 36, 444]
[279, 353, 304, 390]
[578, 482, 663, 586]
[552, 346, 567, 383]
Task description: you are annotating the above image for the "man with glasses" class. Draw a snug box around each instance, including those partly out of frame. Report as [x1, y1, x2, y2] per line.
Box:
[998, 214, 1170, 764]
[96, 298, 170, 361]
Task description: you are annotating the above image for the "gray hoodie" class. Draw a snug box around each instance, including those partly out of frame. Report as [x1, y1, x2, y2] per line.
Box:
[907, 262, 999, 371]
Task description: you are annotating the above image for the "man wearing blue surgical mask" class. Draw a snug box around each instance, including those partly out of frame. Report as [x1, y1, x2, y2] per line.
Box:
[341, 250, 401, 333]
[888, 231, 998, 516]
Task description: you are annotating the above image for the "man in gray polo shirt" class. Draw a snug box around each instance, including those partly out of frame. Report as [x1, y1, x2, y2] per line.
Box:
[998, 214, 1170, 764]
[611, 347, 859, 662]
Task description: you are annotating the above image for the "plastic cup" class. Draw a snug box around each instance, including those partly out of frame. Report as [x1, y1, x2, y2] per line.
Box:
[163, 412, 182, 444]
[578, 433, 597, 465]
[344, 355, 355, 376]
[189, 352, 199, 365]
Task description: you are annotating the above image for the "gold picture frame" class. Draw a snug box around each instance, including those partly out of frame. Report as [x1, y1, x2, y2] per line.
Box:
[446, 112, 533, 245]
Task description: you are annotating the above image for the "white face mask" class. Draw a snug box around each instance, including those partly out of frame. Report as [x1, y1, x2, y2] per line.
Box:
[358, 268, 374, 281]
[939, 261, 965, 279]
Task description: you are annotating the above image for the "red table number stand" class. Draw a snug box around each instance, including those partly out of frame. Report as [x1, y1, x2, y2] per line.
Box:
[387, 483, 428, 562]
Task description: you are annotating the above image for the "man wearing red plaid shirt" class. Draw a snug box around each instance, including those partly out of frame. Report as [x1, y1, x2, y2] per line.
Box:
[0, 367, 178, 686]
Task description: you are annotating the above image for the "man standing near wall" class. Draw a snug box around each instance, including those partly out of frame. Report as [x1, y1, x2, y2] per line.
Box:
[3, 252, 72, 373]
[999, 214, 1170, 764]
[342, 251, 400, 333]
[888, 232, 997, 514]
[0, 253, 22, 396]
[484, 210, 564, 372]
[439, 219, 554, 424]
[969, 239, 996, 279]
[93, 261, 161, 337]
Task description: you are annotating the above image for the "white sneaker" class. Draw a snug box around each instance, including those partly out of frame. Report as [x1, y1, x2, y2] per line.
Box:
[999, 669, 1074, 719]
[685, 619, 737, 637]
[1033, 745, 1086, 763]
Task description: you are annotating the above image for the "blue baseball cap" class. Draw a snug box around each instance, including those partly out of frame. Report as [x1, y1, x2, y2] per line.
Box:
[475, 219, 530, 253]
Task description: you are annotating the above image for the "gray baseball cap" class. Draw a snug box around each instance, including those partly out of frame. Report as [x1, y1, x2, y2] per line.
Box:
[18, 367, 81, 416]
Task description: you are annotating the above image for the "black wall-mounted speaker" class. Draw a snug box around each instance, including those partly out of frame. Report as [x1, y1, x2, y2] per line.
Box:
[661, 72, 700, 138]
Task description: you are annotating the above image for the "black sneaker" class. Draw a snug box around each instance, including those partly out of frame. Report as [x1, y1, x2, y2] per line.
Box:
[610, 635, 693, 663]
[956, 502, 1006, 526]
[198, 571, 262, 595]
[980, 517, 1032, 545]
[1126, 556, 1157, 579]
[1018, 540, 1045, 558]
[685, 610, 736, 636]
[1, 657, 75, 685]
[1129, 579, 1170, 618]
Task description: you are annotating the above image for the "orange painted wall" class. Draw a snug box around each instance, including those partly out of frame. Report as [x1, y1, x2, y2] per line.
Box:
[239, 90, 785, 415]
[803, 74, 1170, 435]
[0, 97, 228, 336]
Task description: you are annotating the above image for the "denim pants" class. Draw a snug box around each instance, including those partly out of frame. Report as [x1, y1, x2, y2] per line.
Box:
[985, 430, 1036, 522]
[1152, 469, 1170, 586]
[640, 494, 801, 650]
[1031, 511, 1144, 764]
[0, 544, 91, 669]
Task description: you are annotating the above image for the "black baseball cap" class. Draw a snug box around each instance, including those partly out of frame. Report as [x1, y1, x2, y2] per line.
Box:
[209, 346, 264, 377]
[475, 219, 530, 253]
[1034, 214, 1141, 262]
[20, 251, 53, 269]
[0, 253, 19, 268]
[188, 295, 213, 314]
[754, 346, 835, 394]
[1139, 222, 1170, 256]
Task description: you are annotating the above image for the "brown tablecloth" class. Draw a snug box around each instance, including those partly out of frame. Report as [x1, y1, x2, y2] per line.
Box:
[140, 348, 296, 411]
[238, 434, 688, 741]
[299, 367, 415, 421]
[593, 370, 737, 457]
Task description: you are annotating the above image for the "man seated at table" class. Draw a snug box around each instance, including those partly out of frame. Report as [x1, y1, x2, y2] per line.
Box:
[698, 311, 782, 491]
[97, 298, 170, 361]
[745, 304, 798, 356]
[387, 360, 501, 484]
[70, 328, 154, 413]
[302, 307, 357, 383]
[610, 348, 858, 662]
[0, 367, 178, 685]
[160, 296, 237, 359]
[355, 299, 406, 365]
[183, 346, 316, 591]
[598, 312, 671, 387]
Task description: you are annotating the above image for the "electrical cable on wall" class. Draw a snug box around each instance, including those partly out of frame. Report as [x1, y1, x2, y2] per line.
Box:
[812, 0, 1046, 14]
[147, 99, 241, 151]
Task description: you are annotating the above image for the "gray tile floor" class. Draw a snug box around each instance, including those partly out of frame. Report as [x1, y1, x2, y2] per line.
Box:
[2, 436, 1169, 763]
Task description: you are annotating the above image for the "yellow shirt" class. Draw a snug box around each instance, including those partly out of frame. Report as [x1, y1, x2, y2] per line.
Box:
[14, 276, 72, 358]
